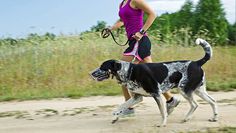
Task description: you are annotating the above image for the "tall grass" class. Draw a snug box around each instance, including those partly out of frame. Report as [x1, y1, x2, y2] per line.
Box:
[0, 32, 236, 101]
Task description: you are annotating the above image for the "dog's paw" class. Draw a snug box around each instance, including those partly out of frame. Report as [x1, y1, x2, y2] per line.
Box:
[156, 123, 166, 127]
[182, 118, 190, 123]
[208, 118, 218, 122]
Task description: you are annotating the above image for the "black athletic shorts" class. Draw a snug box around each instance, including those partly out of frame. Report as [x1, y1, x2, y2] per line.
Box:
[123, 36, 151, 61]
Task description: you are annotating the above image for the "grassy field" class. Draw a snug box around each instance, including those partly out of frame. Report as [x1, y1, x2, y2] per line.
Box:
[0, 32, 236, 101]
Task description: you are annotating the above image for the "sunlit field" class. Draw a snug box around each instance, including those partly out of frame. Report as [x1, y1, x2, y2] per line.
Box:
[0, 32, 235, 101]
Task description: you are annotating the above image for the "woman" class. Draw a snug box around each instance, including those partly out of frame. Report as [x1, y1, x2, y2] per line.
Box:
[109, 0, 180, 116]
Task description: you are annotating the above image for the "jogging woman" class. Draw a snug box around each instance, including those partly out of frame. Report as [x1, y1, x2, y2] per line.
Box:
[109, 0, 180, 116]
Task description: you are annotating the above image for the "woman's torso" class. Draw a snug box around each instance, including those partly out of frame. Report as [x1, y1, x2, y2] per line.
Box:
[119, 0, 144, 38]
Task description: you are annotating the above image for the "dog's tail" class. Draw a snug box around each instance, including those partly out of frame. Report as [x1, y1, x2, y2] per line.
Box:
[195, 38, 213, 66]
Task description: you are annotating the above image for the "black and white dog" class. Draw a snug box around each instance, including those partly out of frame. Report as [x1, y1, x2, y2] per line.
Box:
[91, 38, 218, 126]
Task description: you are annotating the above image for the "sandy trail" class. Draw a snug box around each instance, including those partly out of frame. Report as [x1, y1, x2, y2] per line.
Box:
[0, 91, 236, 133]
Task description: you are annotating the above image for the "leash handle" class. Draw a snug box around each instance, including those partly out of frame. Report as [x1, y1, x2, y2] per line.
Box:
[101, 28, 110, 38]
[101, 28, 129, 46]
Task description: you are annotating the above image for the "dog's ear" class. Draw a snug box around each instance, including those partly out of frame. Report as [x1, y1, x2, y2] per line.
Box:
[100, 61, 111, 71]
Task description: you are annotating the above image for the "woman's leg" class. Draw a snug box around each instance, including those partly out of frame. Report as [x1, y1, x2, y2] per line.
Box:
[141, 56, 152, 63]
[162, 92, 173, 101]
[121, 55, 139, 101]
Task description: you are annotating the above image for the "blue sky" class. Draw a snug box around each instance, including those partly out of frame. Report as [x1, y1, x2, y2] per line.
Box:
[0, 0, 235, 38]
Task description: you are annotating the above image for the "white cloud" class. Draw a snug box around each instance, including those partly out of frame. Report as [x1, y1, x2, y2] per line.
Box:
[147, 0, 235, 24]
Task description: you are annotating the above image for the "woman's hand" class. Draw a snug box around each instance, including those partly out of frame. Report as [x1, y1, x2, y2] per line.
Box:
[132, 32, 143, 41]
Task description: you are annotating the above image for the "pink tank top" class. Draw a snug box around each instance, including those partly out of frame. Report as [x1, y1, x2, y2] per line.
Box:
[119, 0, 144, 39]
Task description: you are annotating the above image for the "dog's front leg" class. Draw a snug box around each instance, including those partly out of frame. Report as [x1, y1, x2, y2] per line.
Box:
[152, 93, 167, 127]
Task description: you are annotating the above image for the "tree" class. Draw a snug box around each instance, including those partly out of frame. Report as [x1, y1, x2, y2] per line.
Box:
[44, 32, 56, 40]
[179, 0, 194, 27]
[194, 0, 228, 45]
[228, 22, 236, 45]
[90, 21, 107, 32]
[172, 0, 194, 29]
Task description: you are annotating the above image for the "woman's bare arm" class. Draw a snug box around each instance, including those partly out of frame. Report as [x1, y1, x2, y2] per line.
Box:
[110, 19, 124, 31]
[133, 0, 156, 32]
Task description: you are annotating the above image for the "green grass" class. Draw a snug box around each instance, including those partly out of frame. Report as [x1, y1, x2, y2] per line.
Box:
[0, 32, 236, 101]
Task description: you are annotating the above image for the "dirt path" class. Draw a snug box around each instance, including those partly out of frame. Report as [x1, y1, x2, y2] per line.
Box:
[0, 91, 236, 133]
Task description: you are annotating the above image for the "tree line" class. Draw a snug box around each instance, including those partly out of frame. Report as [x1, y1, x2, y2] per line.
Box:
[91, 0, 236, 46]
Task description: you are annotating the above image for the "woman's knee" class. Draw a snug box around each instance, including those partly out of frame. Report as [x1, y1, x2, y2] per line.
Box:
[121, 55, 134, 62]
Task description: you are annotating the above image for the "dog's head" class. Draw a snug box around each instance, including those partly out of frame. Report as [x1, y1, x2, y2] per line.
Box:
[90, 60, 122, 81]
[100, 60, 122, 73]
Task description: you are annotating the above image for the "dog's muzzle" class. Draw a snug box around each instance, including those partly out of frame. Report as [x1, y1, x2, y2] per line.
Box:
[90, 68, 110, 81]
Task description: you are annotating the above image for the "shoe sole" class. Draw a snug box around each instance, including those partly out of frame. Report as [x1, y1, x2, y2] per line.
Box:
[120, 113, 135, 118]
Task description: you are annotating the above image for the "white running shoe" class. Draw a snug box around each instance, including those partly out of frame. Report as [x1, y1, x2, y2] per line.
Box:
[166, 97, 180, 115]
[120, 108, 135, 117]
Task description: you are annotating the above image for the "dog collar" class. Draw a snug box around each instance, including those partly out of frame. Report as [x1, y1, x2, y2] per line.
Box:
[117, 61, 131, 82]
